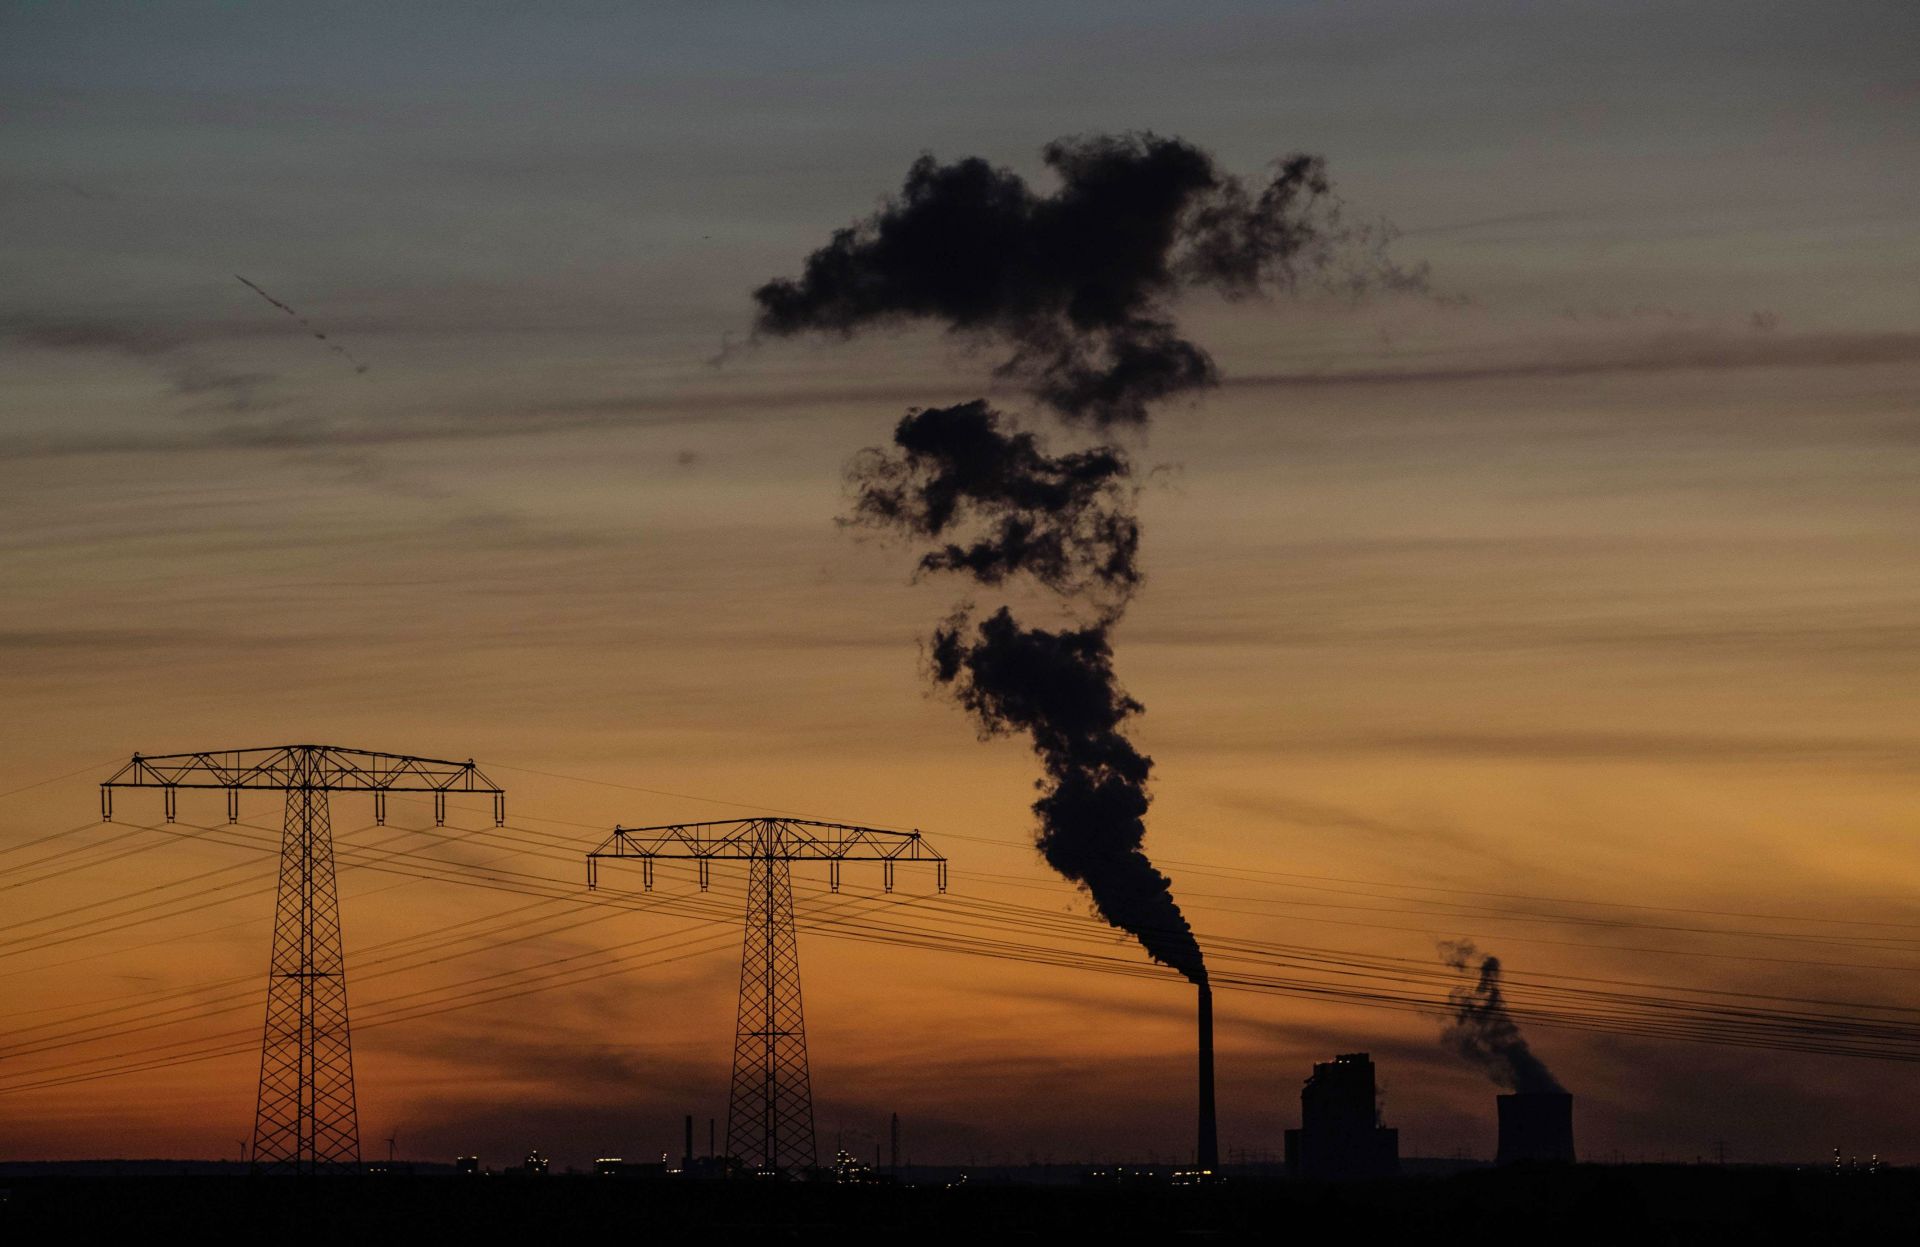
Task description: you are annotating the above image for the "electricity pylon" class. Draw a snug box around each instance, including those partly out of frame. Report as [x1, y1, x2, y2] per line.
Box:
[587, 819, 946, 1175]
[102, 745, 504, 1175]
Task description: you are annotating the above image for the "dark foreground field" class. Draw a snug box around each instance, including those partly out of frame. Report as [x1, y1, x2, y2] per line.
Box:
[2, 1166, 1913, 1244]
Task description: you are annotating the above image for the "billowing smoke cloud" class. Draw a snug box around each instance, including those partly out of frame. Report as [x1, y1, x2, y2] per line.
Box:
[1439, 941, 1565, 1094]
[758, 133, 1419, 984]
[929, 606, 1203, 981]
[846, 400, 1138, 606]
[841, 397, 1193, 976]
[755, 134, 1411, 427]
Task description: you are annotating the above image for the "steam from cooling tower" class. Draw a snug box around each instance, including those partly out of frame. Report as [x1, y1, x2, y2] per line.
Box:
[755, 133, 1421, 983]
[1439, 941, 1565, 1094]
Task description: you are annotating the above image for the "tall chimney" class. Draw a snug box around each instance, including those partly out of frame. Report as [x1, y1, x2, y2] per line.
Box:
[683, 1114, 694, 1170]
[1198, 981, 1219, 1170]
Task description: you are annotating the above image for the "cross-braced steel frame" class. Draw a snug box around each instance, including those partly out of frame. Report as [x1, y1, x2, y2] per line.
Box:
[587, 818, 945, 1175]
[102, 745, 503, 1175]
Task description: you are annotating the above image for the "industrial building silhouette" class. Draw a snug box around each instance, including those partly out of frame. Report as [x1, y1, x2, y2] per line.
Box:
[1283, 1053, 1399, 1180]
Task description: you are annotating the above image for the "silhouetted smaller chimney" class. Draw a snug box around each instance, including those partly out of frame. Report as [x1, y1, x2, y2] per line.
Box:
[683, 1114, 694, 1170]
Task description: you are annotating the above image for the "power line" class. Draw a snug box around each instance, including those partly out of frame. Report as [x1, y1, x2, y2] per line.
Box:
[0, 758, 126, 806]
[11, 851, 1920, 1099]
[8, 783, 1920, 1105]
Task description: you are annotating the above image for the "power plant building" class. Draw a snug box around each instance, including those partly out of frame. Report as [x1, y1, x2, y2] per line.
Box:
[1284, 1052, 1399, 1180]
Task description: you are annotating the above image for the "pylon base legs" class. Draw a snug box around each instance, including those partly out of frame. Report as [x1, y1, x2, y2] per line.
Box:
[252, 782, 359, 1174]
[724, 853, 816, 1173]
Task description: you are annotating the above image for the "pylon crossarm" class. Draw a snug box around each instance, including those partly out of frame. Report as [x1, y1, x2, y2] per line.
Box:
[101, 745, 505, 827]
[588, 817, 944, 861]
[585, 818, 948, 895]
[100, 746, 501, 793]
[583, 818, 944, 895]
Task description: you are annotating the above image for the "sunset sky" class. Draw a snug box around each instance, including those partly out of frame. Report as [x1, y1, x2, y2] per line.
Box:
[3, 1, 1917, 1169]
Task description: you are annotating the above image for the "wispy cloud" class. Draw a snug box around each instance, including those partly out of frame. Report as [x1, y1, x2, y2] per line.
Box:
[1208, 791, 1491, 858]
[0, 628, 291, 653]
[6, 316, 281, 418]
[1231, 330, 1920, 389]
[1290, 729, 1919, 769]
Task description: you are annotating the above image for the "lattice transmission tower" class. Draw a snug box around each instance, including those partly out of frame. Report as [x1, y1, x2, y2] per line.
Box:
[588, 819, 946, 1175]
[102, 745, 504, 1175]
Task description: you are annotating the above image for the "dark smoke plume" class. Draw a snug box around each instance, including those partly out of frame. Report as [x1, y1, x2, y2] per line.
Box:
[843, 398, 1194, 976]
[846, 400, 1139, 607]
[760, 134, 1420, 984]
[1439, 941, 1564, 1094]
[930, 607, 1203, 982]
[755, 134, 1371, 427]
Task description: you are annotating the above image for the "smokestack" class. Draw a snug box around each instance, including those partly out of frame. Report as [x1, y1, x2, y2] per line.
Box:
[1496, 1092, 1575, 1165]
[683, 1114, 693, 1170]
[1197, 981, 1218, 1170]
